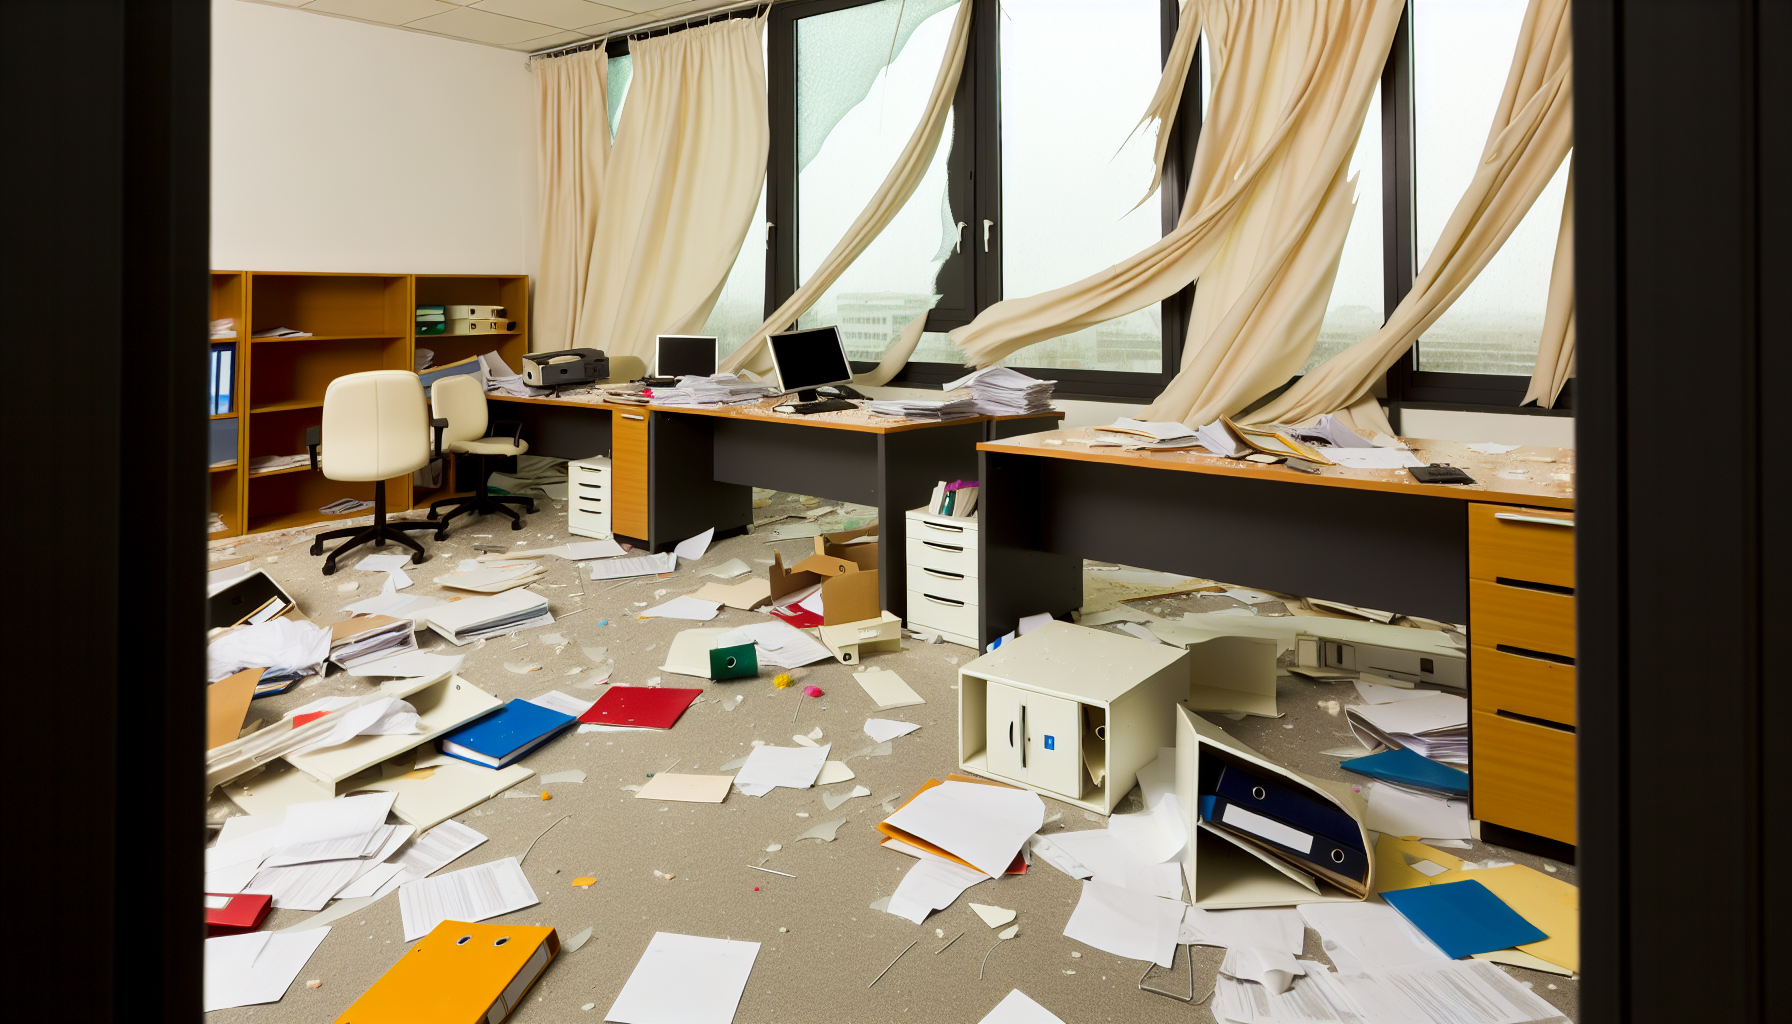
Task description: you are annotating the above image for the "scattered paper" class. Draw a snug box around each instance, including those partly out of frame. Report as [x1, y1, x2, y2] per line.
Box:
[564, 926, 594, 953]
[1062, 879, 1183, 968]
[589, 552, 678, 580]
[977, 989, 1066, 1024]
[1366, 783, 1473, 840]
[1466, 441, 1521, 454]
[397, 856, 539, 941]
[732, 743, 831, 796]
[795, 817, 846, 842]
[1181, 906, 1306, 955]
[641, 596, 723, 621]
[541, 769, 587, 784]
[530, 690, 597, 718]
[886, 855, 988, 924]
[1354, 679, 1436, 704]
[1325, 448, 1428, 469]
[1046, 829, 1183, 900]
[688, 578, 772, 610]
[637, 773, 733, 803]
[713, 620, 832, 668]
[864, 719, 922, 743]
[853, 668, 924, 709]
[344, 650, 464, 679]
[970, 903, 1017, 928]
[674, 528, 716, 564]
[1297, 901, 1450, 971]
[203, 928, 332, 1012]
[822, 785, 871, 811]
[606, 933, 760, 1024]
[815, 760, 856, 785]
[702, 558, 751, 579]
[882, 781, 1045, 878]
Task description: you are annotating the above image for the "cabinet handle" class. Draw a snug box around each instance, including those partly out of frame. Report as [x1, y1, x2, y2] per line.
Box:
[923, 521, 965, 534]
[922, 540, 964, 552]
[1019, 704, 1027, 768]
[1008, 721, 1015, 749]
[1494, 512, 1572, 528]
[922, 568, 964, 580]
[621, 413, 645, 421]
[922, 594, 964, 607]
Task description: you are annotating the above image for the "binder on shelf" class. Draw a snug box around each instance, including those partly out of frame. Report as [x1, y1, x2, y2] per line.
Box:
[334, 920, 558, 1024]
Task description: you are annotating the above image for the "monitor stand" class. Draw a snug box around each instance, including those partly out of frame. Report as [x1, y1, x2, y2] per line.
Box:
[795, 389, 820, 402]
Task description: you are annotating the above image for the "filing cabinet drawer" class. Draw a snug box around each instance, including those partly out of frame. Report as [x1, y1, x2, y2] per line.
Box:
[612, 412, 649, 539]
[1470, 643, 1576, 726]
[1469, 579, 1575, 660]
[907, 514, 979, 551]
[907, 570, 976, 607]
[906, 536, 978, 581]
[907, 588, 978, 639]
[1471, 710, 1576, 845]
[1469, 503, 1574, 588]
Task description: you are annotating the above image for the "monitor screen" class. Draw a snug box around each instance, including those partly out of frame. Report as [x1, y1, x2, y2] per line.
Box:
[768, 327, 853, 394]
[655, 335, 718, 378]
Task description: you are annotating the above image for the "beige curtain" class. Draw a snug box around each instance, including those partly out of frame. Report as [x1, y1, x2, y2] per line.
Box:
[530, 48, 609, 352]
[573, 16, 769, 365]
[1523, 159, 1574, 407]
[720, 0, 973, 378]
[949, 0, 1403, 384]
[1252, 0, 1572, 432]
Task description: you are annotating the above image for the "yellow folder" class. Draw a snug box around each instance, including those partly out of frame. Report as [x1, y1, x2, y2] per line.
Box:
[336, 920, 558, 1024]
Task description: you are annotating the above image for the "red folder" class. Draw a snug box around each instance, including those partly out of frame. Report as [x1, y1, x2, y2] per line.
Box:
[577, 685, 703, 730]
[206, 892, 272, 935]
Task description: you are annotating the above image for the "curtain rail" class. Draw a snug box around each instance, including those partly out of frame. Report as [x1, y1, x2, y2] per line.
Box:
[528, 0, 771, 60]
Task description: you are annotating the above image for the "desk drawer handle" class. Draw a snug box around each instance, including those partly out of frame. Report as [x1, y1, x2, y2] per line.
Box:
[924, 521, 966, 534]
[922, 540, 964, 553]
[1495, 708, 1576, 733]
[922, 568, 964, 581]
[1494, 512, 1573, 528]
[922, 594, 965, 607]
[621, 413, 645, 421]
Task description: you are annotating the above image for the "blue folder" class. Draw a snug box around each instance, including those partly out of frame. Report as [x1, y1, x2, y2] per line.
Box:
[1340, 747, 1470, 797]
[1382, 879, 1549, 959]
[437, 698, 574, 769]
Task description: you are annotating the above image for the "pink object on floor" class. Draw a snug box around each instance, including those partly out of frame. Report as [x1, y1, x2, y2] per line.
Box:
[803, 685, 823, 697]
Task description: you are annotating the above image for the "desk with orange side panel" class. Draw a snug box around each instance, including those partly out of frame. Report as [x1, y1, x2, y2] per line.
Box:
[974, 427, 1579, 854]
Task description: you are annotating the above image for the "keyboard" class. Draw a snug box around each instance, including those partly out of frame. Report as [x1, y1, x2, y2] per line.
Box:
[774, 399, 859, 415]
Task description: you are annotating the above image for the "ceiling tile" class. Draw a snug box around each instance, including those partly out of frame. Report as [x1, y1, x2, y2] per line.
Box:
[300, 0, 461, 26]
[502, 28, 590, 51]
[406, 5, 563, 42]
[471, 0, 627, 31]
[582, 0, 682, 13]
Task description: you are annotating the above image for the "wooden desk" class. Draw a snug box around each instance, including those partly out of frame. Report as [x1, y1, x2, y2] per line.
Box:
[489, 391, 1059, 618]
[975, 427, 1579, 852]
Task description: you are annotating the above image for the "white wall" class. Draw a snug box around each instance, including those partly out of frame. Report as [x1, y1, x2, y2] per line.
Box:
[1400, 408, 1574, 448]
[210, 0, 535, 275]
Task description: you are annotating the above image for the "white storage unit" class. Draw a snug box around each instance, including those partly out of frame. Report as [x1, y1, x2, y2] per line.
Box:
[958, 621, 1188, 813]
[566, 456, 613, 539]
[904, 506, 979, 648]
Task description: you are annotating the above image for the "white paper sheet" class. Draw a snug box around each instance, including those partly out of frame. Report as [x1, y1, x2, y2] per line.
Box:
[368, 818, 488, 899]
[854, 667, 925, 709]
[1297, 901, 1450, 971]
[606, 932, 761, 1024]
[1062, 879, 1184, 968]
[555, 538, 628, 560]
[290, 697, 421, 753]
[398, 855, 538, 941]
[881, 781, 1045, 877]
[863, 719, 922, 743]
[1324, 448, 1428, 469]
[1180, 906, 1306, 955]
[356, 554, 412, 572]
[243, 857, 364, 911]
[713, 619, 832, 668]
[1046, 830, 1183, 900]
[528, 689, 596, 718]
[977, 989, 1067, 1024]
[702, 557, 751, 579]
[674, 528, 715, 564]
[731, 743, 831, 796]
[343, 576, 444, 618]
[203, 928, 331, 1012]
[589, 552, 678, 580]
[1465, 441, 1521, 454]
[1365, 783, 1472, 839]
[885, 853, 988, 923]
[1353, 679, 1435, 704]
[640, 596, 722, 621]
[267, 792, 397, 863]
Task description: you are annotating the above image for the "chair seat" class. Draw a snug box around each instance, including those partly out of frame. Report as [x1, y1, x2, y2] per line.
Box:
[447, 437, 529, 457]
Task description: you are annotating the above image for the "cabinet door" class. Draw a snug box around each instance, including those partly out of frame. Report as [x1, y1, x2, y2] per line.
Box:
[1023, 692, 1084, 800]
[985, 681, 1025, 782]
[611, 410, 649, 541]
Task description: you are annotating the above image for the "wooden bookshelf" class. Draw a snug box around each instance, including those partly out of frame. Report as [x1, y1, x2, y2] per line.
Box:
[229, 270, 530, 536]
[209, 271, 246, 538]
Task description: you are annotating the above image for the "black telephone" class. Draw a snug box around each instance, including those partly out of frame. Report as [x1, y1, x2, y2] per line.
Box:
[1409, 463, 1476, 484]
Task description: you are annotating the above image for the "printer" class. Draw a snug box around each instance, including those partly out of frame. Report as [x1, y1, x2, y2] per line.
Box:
[521, 348, 608, 388]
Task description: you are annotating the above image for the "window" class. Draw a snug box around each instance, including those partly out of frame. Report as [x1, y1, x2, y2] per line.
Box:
[768, 0, 1199, 398]
[1306, 82, 1385, 373]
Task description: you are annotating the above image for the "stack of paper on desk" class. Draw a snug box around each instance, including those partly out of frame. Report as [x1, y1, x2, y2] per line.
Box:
[646, 373, 779, 406]
[327, 615, 416, 672]
[422, 589, 553, 645]
[435, 559, 547, 593]
[945, 366, 1056, 415]
[1196, 420, 1251, 457]
[1096, 418, 1196, 441]
[865, 396, 979, 420]
[1346, 693, 1469, 764]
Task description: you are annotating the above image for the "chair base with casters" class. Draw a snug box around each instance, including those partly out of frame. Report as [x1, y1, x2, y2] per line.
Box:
[427, 452, 538, 537]
[308, 479, 436, 574]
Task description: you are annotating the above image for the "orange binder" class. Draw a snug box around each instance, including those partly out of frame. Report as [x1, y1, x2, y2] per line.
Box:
[336, 920, 559, 1024]
[876, 774, 1028, 876]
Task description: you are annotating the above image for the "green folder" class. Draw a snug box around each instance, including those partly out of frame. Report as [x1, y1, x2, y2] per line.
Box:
[708, 643, 758, 680]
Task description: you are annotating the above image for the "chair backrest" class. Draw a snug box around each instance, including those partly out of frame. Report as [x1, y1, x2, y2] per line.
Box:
[320, 370, 430, 482]
[431, 373, 489, 445]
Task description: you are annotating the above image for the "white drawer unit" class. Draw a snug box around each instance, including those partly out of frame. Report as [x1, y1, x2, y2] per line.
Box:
[566, 455, 613, 539]
[958, 621, 1188, 813]
[904, 506, 980, 648]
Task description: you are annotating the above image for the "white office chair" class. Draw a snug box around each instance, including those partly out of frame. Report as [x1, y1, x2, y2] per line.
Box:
[426, 373, 535, 536]
[303, 370, 440, 574]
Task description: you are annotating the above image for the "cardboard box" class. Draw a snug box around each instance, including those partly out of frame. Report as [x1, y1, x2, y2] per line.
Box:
[768, 525, 882, 625]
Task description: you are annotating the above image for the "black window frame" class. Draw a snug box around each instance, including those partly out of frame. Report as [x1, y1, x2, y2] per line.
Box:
[765, 0, 1201, 403]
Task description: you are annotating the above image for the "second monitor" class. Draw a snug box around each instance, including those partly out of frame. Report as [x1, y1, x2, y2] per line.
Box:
[768, 326, 854, 401]
[654, 334, 719, 379]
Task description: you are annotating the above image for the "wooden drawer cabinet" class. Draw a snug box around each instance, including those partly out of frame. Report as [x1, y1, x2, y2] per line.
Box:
[1468, 504, 1575, 588]
[1470, 710, 1576, 845]
[611, 410, 649, 541]
[1468, 503, 1576, 847]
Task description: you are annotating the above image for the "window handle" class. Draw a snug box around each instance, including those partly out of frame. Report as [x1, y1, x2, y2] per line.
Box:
[954, 221, 967, 253]
[982, 219, 994, 252]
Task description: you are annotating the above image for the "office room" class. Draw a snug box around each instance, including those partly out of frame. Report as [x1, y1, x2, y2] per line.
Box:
[7, 0, 1784, 1022]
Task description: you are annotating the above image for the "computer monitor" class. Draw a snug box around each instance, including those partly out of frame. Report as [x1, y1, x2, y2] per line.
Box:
[767, 326, 853, 400]
[653, 334, 718, 378]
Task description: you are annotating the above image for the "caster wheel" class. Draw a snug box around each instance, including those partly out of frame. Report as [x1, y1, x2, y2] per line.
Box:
[511, 519, 525, 530]
[309, 542, 323, 556]
[411, 550, 427, 564]
[322, 561, 337, 576]
[434, 531, 448, 542]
